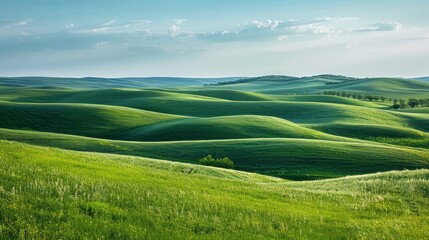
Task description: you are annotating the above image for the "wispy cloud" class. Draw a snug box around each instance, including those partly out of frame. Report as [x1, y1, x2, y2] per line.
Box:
[173, 19, 186, 25]
[100, 19, 117, 26]
[198, 17, 357, 42]
[169, 19, 185, 37]
[65, 23, 75, 29]
[1, 18, 34, 28]
[352, 22, 402, 32]
[73, 19, 152, 34]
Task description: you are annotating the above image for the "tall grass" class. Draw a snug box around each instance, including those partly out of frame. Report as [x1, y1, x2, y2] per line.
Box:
[0, 141, 428, 239]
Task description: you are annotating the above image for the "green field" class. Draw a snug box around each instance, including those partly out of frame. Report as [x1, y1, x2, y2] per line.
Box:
[1, 141, 428, 239]
[1, 75, 428, 238]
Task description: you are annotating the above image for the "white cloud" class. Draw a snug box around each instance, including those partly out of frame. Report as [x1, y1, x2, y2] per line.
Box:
[173, 19, 186, 25]
[278, 35, 289, 41]
[95, 41, 109, 47]
[199, 17, 357, 42]
[291, 23, 332, 34]
[131, 20, 152, 24]
[2, 18, 34, 28]
[170, 24, 181, 37]
[65, 23, 75, 29]
[169, 19, 187, 37]
[253, 20, 282, 30]
[100, 20, 117, 26]
[352, 22, 402, 32]
[74, 20, 152, 34]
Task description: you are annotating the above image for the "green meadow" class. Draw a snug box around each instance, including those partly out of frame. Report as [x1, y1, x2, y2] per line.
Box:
[1, 75, 429, 239]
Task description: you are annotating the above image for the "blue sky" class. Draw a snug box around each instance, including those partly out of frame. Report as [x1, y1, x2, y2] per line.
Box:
[1, 0, 428, 77]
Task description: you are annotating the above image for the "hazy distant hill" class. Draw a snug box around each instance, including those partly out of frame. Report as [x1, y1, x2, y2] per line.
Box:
[413, 77, 429, 82]
[211, 75, 429, 98]
[0, 76, 243, 89]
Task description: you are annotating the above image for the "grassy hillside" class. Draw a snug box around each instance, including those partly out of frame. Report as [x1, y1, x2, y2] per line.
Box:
[0, 100, 358, 142]
[326, 78, 429, 98]
[414, 77, 429, 82]
[12, 96, 405, 126]
[398, 107, 429, 114]
[0, 77, 241, 88]
[1, 128, 428, 180]
[0, 88, 226, 102]
[3, 76, 428, 99]
[311, 123, 427, 139]
[310, 123, 429, 148]
[169, 89, 277, 101]
[0, 101, 183, 138]
[0, 87, 407, 128]
[1, 140, 428, 239]
[117, 115, 347, 141]
[1, 75, 429, 239]
[278, 94, 384, 107]
[391, 111, 429, 132]
[212, 76, 429, 98]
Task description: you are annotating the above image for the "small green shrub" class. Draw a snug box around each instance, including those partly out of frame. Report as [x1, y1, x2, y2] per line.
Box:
[199, 155, 234, 169]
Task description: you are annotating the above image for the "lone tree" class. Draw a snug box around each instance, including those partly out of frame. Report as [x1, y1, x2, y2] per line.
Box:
[199, 155, 234, 169]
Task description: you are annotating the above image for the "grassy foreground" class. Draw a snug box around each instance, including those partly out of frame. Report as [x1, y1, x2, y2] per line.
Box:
[1, 140, 428, 239]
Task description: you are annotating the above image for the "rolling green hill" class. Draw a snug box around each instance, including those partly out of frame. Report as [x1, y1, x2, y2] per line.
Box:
[0, 87, 407, 127]
[116, 115, 347, 141]
[0, 88, 226, 102]
[1, 140, 428, 239]
[212, 76, 429, 98]
[0, 77, 241, 88]
[168, 89, 277, 101]
[391, 111, 429, 132]
[0, 101, 183, 138]
[0, 128, 428, 180]
[278, 94, 384, 107]
[311, 123, 427, 139]
[310, 123, 429, 148]
[1, 75, 429, 239]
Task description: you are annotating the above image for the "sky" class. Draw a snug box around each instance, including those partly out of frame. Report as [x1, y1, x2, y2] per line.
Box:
[0, 0, 428, 78]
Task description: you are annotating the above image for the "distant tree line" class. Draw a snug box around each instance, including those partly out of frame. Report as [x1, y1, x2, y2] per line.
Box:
[205, 79, 253, 86]
[205, 75, 296, 86]
[325, 78, 362, 85]
[322, 91, 429, 109]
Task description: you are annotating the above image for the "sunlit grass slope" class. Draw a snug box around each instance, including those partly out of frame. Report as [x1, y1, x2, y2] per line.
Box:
[311, 123, 427, 139]
[0, 100, 354, 142]
[0, 88, 226, 102]
[0, 76, 237, 88]
[328, 78, 429, 98]
[0, 140, 428, 239]
[168, 89, 277, 101]
[278, 94, 383, 107]
[1, 129, 428, 180]
[212, 76, 429, 98]
[388, 111, 429, 133]
[310, 123, 429, 148]
[0, 87, 410, 128]
[0, 101, 182, 138]
[117, 115, 346, 141]
[0, 89, 407, 127]
[20, 96, 403, 126]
